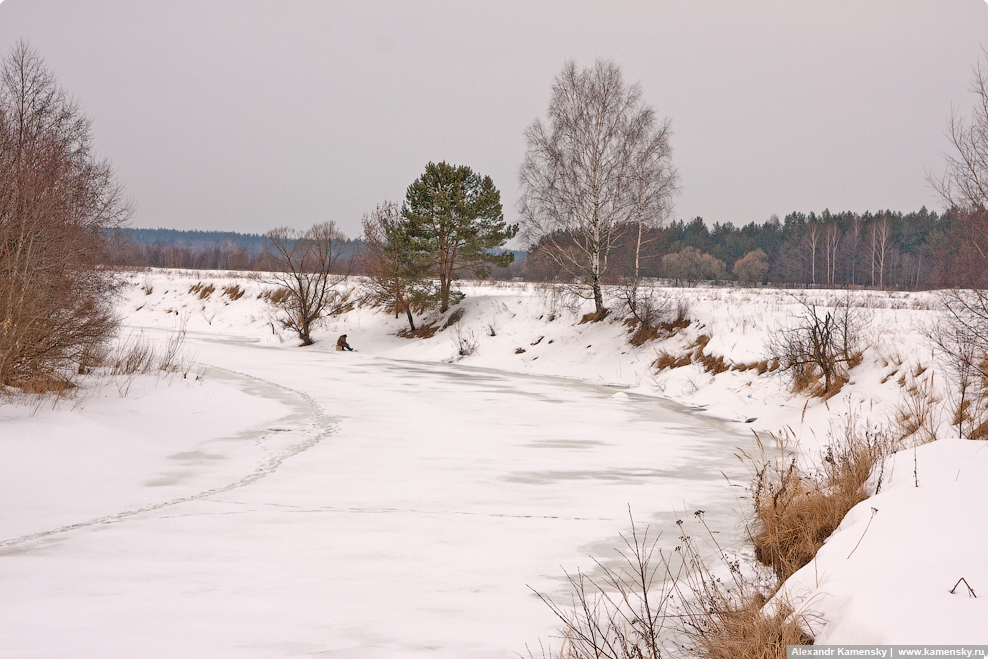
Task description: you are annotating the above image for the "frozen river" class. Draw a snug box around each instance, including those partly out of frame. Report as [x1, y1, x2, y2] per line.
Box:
[0, 332, 755, 658]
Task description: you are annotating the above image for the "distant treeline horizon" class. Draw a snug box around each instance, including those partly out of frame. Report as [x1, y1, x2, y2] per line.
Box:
[106, 207, 985, 290]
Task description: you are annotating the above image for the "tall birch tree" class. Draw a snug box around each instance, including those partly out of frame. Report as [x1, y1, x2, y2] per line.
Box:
[518, 59, 678, 319]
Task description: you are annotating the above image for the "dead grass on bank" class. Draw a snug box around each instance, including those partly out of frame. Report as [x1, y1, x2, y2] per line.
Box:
[746, 423, 890, 583]
[892, 371, 942, 445]
[652, 334, 780, 377]
[529, 512, 816, 659]
[675, 517, 815, 659]
[2, 323, 199, 408]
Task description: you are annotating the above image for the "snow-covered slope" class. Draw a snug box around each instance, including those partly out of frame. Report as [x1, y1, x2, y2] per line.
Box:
[2, 268, 983, 653]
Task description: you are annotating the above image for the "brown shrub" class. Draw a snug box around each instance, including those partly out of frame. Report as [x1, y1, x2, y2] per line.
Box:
[768, 297, 864, 397]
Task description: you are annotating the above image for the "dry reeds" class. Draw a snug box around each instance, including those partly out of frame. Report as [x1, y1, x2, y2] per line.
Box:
[221, 284, 245, 300]
[531, 511, 816, 659]
[675, 518, 814, 659]
[189, 281, 215, 299]
[747, 426, 889, 582]
[892, 371, 941, 445]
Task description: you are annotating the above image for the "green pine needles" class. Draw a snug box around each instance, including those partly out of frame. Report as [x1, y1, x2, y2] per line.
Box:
[402, 162, 518, 312]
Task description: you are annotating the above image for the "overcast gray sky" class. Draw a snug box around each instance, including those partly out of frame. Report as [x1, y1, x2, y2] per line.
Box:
[1, 1, 986, 239]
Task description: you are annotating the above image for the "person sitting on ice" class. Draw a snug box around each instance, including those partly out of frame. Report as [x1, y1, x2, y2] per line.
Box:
[336, 334, 354, 352]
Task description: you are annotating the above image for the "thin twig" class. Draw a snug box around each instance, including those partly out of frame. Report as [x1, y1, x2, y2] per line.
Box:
[950, 577, 977, 598]
[846, 507, 878, 559]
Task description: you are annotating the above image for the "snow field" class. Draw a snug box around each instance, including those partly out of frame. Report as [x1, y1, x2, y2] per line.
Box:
[1, 268, 983, 654]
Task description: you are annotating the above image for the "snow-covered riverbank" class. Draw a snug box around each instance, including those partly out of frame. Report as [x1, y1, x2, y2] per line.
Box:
[1, 269, 984, 655]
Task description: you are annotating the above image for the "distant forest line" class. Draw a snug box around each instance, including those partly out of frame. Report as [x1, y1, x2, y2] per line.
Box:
[107, 207, 985, 290]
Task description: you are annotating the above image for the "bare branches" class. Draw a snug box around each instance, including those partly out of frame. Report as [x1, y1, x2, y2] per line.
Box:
[265, 222, 351, 346]
[931, 56, 988, 219]
[529, 514, 675, 659]
[0, 41, 130, 390]
[767, 296, 863, 396]
[361, 201, 429, 331]
[519, 59, 678, 319]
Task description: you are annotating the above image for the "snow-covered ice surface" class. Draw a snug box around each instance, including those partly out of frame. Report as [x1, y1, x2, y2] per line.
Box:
[1, 270, 985, 655]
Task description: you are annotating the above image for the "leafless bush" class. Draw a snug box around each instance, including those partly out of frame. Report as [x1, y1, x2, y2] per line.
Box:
[662, 247, 727, 286]
[529, 515, 675, 659]
[0, 42, 130, 392]
[530, 512, 814, 659]
[360, 201, 432, 330]
[767, 296, 863, 396]
[622, 287, 693, 347]
[452, 324, 477, 358]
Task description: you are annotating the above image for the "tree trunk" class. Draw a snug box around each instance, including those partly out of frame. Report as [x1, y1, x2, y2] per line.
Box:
[440, 277, 450, 313]
[592, 279, 605, 319]
[405, 305, 416, 331]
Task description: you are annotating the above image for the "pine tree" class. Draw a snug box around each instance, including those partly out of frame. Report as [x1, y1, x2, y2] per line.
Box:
[403, 162, 517, 312]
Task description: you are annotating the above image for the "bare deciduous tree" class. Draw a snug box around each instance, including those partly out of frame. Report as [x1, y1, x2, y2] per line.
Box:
[0, 41, 130, 391]
[870, 215, 891, 288]
[824, 220, 841, 285]
[266, 222, 352, 346]
[931, 289, 988, 438]
[928, 53, 988, 436]
[662, 246, 726, 286]
[733, 248, 769, 284]
[930, 52, 988, 243]
[519, 59, 678, 319]
[803, 219, 821, 285]
[360, 201, 431, 331]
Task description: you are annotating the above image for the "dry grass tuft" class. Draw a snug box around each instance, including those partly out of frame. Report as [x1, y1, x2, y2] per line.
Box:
[398, 323, 439, 339]
[579, 309, 610, 324]
[16, 374, 75, 395]
[893, 372, 941, 445]
[653, 350, 691, 371]
[260, 287, 292, 305]
[680, 587, 814, 659]
[626, 301, 691, 347]
[673, 513, 816, 659]
[222, 284, 245, 300]
[188, 281, 216, 299]
[748, 426, 889, 582]
[969, 419, 988, 440]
